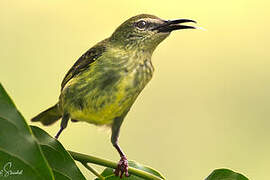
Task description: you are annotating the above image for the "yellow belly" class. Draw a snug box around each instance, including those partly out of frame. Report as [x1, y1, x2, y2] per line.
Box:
[60, 71, 150, 126]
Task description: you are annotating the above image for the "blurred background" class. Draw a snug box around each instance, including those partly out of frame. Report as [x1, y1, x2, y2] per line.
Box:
[1, 0, 270, 179]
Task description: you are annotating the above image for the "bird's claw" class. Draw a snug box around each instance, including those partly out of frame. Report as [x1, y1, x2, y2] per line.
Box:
[114, 156, 129, 178]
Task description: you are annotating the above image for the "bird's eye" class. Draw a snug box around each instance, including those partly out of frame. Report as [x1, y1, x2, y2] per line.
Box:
[136, 20, 147, 29]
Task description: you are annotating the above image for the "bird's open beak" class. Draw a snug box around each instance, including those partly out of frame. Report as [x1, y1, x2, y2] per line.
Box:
[154, 19, 197, 33]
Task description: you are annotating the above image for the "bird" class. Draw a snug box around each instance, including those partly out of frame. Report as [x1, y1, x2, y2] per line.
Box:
[32, 14, 197, 178]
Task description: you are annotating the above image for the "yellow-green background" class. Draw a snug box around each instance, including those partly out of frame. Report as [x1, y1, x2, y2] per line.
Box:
[1, 0, 270, 179]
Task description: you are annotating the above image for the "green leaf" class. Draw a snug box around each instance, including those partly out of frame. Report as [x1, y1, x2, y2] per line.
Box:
[206, 169, 249, 180]
[0, 83, 54, 180]
[31, 126, 87, 180]
[96, 161, 165, 180]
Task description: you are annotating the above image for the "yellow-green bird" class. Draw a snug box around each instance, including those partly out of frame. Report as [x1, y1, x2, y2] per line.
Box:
[32, 14, 197, 178]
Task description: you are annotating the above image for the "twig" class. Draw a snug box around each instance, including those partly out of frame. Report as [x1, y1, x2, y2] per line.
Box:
[81, 162, 105, 180]
[68, 150, 164, 180]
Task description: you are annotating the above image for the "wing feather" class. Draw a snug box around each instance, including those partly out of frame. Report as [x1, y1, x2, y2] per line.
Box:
[61, 41, 107, 90]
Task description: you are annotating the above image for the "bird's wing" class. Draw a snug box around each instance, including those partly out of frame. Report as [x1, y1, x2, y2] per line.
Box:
[61, 41, 107, 90]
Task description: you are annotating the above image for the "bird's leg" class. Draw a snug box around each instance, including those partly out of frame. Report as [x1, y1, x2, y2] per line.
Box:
[55, 113, 69, 139]
[113, 143, 129, 178]
[111, 118, 129, 178]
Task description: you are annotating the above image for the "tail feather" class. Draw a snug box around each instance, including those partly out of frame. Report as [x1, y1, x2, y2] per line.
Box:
[31, 104, 62, 125]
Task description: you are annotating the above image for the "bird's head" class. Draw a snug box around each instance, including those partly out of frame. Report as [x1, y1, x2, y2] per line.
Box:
[109, 14, 196, 52]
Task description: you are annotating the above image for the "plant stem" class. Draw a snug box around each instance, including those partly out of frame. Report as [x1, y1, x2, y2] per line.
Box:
[81, 162, 104, 180]
[68, 150, 164, 180]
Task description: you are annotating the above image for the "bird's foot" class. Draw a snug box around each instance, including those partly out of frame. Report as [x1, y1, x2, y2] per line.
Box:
[114, 156, 129, 178]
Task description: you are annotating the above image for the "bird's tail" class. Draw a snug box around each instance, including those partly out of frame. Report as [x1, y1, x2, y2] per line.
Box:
[31, 104, 62, 125]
